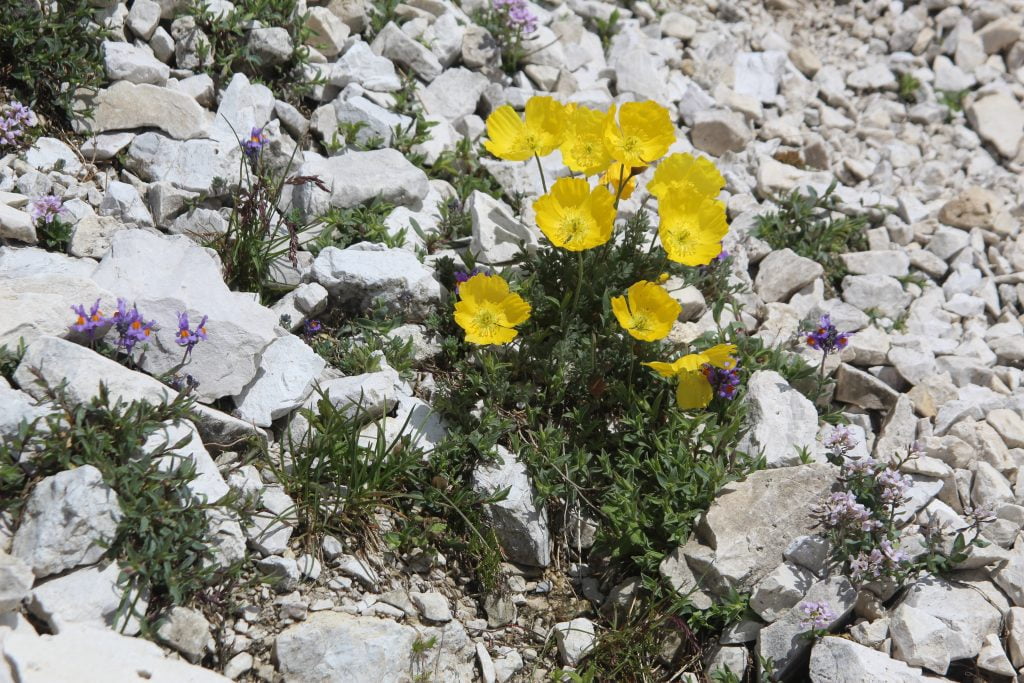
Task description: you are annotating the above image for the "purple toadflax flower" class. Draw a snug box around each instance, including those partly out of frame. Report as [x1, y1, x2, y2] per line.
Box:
[798, 601, 836, 631]
[303, 318, 322, 339]
[70, 299, 109, 339]
[806, 314, 852, 355]
[30, 195, 66, 225]
[175, 311, 208, 358]
[702, 362, 741, 400]
[112, 299, 156, 355]
[242, 127, 269, 158]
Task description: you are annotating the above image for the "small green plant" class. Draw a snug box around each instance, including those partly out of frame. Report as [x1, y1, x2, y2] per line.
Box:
[1, 378, 248, 632]
[187, 0, 321, 103]
[938, 88, 968, 113]
[593, 9, 621, 52]
[755, 181, 869, 293]
[897, 72, 920, 103]
[204, 130, 325, 304]
[429, 136, 505, 200]
[366, 0, 402, 41]
[0, 339, 26, 383]
[308, 197, 400, 254]
[0, 2, 107, 129]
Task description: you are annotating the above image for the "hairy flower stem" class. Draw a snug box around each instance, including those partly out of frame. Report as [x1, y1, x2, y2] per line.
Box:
[571, 251, 584, 314]
[534, 153, 547, 194]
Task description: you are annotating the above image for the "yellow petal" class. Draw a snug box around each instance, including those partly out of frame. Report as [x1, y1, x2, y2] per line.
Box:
[498, 293, 532, 327]
[483, 106, 531, 161]
[676, 370, 713, 410]
[702, 343, 737, 369]
[611, 294, 633, 330]
[643, 360, 680, 378]
[524, 96, 567, 157]
[458, 272, 510, 303]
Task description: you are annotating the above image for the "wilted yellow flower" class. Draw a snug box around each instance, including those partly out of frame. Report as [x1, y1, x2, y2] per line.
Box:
[533, 178, 616, 251]
[611, 281, 681, 341]
[560, 106, 613, 176]
[658, 196, 729, 266]
[644, 344, 737, 409]
[453, 273, 531, 345]
[483, 97, 566, 161]
[603, 101, 676, 168]
[599, 162, 637, 200]
[647, 153, 725, 201]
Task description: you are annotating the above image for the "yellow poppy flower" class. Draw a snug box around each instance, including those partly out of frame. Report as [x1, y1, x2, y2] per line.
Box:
[644, 344, 737, 410]
[647, 153, 725, 201]
[603, 101, 676, 168]
[658, 196, 729, 266]
[453, 273, 531, 345]
[482, 96, 566, 161]
[560, 105, 614, 176]
[533, 177, 616, 251]
[611, 281, 681, 341]
[599, 162, 637, 200]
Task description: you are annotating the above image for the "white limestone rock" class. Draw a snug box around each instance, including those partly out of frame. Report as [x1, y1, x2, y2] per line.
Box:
[81, 81, 213, 140]
[102, 40, 169, 85]
[234, 335, 325, 428]
[11, 465, 122, 579]
[309, 242, 442, 321]
[273, 612, 418, 682]
[3, 625, 229, 682]
[472, 446, 551, 567]
[737, 370, 820, 468]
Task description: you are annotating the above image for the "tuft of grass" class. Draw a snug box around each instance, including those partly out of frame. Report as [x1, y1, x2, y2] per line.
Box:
[593, 9, 621, 52]
[938, 88, 968, 113]
[754, 180, 868, 294]
[897, 72, 920, 103]
[0, 1, 107, 129]
[204, 146, 325, 304]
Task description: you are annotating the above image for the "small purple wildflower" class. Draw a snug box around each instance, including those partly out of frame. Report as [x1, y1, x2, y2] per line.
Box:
[111, 299, 156, 355]
[963, 505, 996, 524]
[175, 312, 208, 358]
[69, 299, 109, 338]
[849, 540, 909, 582]
[814, 491, 879, 533]
[242, 127, 268, 158]
[806, 314, 852, 355]
[303, 318, 323, 339]
[30, 195, 66, 225]
[492, 0, 537, 34]
[877, 468, 913, 503]
[168, 373, 201, 393]
[824, 426, 857, 456]
[798, 601, 836, 631]
[0, 101, 36, 148]
[702, 363, 741, 400]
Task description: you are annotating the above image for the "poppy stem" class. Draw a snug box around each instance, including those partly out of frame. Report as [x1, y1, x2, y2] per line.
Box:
[534, 154, 547, 194]
[571, 251, 584, 312]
